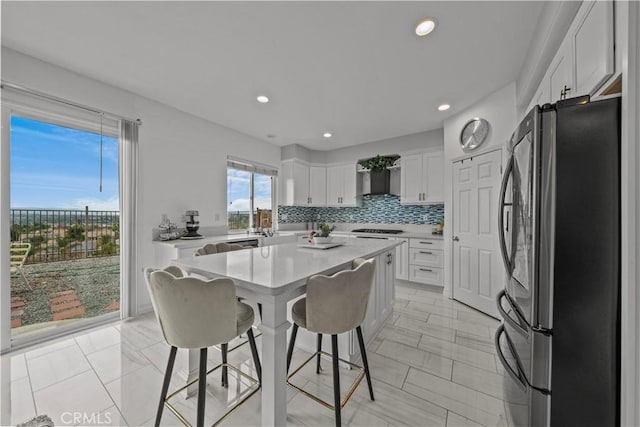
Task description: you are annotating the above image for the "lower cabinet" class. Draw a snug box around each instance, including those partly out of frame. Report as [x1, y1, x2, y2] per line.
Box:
[394, 237, 444, 287]
[394, 238, 409, 281]
[288, 249, 395, 364]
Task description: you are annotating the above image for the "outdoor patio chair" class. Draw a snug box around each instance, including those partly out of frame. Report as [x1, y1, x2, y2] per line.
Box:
[10, 242, 32, 291]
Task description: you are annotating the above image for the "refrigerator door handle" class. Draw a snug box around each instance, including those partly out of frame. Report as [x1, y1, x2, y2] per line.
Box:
[495, 325, 527, 392]
[496, 289, 529, 337]
[498, 155, 514, 274]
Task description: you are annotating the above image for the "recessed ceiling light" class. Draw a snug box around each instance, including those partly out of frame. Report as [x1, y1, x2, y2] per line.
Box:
[323, 132, 332, 138]
[256, 95, 269, 103]
[415, 18, 437, 36]
[438, 104, 451, 111]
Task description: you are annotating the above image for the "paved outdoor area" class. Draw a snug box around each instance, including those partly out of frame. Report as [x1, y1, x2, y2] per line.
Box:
[10, 256, 120, 331]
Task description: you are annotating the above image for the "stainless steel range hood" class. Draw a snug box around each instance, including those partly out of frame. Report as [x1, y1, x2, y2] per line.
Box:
[359, 155, 400, 196]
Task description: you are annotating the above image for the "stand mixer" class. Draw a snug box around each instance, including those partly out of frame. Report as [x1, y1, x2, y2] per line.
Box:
[184, 210, 203, 238]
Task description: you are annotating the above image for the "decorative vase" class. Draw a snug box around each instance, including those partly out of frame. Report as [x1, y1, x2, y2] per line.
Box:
[313, 236, 333, 244]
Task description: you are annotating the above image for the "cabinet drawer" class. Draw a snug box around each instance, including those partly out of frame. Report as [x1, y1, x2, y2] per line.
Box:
[409, 248, 443, 267]
[409, 238, 443, 250]
[409, 265, 443, 286]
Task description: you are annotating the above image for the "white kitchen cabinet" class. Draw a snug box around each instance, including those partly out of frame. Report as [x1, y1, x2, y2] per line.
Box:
[279, 159, 326, 206]
[525, 0, 615, 110]
[400, 154, 422, 204]
[292, 161, 310, 205]
[326, 163, 358, 207]
[308, 166, 326, 206]
[394, 237, 409, 281]
[526, 78, 551, 114]
[400, 150, 444, 205]
[549, 38, 573, 103]
[407, 237, 444, 286]
[423, 151, 444, 203]
[573, 0, 614, 96]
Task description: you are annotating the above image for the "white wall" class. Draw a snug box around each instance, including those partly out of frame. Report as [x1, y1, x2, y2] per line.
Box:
[316, 129, 443, 164]
[442, 83, 516, 297]
[1, 48, 281, 314]
[281, 129, 443, 164]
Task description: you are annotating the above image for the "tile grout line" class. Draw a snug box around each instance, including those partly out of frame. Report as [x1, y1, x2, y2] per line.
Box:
[73, 334, 127, 425]
[23, 353, 39, 419]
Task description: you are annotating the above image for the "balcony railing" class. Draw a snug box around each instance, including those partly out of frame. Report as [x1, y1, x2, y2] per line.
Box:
[10, 207, 120, 264]
[227, 209, 272, 230]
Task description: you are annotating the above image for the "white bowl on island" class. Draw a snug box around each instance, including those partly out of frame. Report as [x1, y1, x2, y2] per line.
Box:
[312, 236, 333, 244]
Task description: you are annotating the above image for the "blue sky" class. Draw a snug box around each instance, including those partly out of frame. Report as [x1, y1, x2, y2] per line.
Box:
[227, 168, 272, 212]
[10, 116, 119, 210]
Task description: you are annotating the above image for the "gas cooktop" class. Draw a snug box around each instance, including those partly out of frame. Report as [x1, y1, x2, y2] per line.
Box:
[351, 228, 404, 234]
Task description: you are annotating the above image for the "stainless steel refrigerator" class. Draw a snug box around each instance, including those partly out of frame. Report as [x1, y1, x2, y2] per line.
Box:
[496, 96, 621, 426]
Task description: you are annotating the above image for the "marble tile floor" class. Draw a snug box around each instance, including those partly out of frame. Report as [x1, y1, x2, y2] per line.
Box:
[1, 283, 509, 426]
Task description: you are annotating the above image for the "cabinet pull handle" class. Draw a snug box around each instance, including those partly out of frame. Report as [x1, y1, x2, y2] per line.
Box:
[419, 241, 433, 244]
[419, 251, 433, 255]
[419, 268, 433, 272]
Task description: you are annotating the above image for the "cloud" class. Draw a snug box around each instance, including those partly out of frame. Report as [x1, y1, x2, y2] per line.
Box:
[228, 197, 250, 212]
[70, 196, 120, 211]
[227, 197, 272, 213]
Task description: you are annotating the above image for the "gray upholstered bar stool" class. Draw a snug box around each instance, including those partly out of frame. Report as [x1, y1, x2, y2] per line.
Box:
[144, 267, 261, 427]
[286, 258, 376, 427]
[194, 242, 263, 388]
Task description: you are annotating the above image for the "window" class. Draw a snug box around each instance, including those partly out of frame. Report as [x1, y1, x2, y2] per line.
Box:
[226, 158, 276, 230]
[8, 114, 121, 338]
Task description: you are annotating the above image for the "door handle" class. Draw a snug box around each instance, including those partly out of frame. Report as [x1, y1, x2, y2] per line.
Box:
[419, 268, 432, 272]
[498, 155, 514, 274]
[494, 325, 527, 391]
[419, 251, 433, 254]
[453, 236, 460, 242]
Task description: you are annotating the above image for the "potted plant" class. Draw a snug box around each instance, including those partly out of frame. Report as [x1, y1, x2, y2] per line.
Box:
[309, 223, 336, 244]
[358, 155, 399, 194]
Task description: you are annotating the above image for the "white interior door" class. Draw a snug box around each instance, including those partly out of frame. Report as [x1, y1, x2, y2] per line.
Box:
[452, 149, 503, 317]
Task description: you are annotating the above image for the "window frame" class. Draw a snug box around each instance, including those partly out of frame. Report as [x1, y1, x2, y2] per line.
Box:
[0, 97, 127, 353]
[226, 157, 277, 232]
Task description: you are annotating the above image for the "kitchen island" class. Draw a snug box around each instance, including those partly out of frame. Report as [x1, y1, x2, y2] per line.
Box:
[172, 237, 401, 426]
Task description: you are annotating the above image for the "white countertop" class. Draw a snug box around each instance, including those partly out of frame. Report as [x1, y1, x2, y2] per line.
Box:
[172, 238, 401, 296]
[294, 229, 444, 240]
[152, 231, 300, 249]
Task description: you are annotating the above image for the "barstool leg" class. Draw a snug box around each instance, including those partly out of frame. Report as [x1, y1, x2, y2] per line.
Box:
[316, 333, 323, 374]
[356, 326, 375, 401]
[155, 346, 177, 427]
[247, 328, 262, 382]
[286, 323, 299, 373]
[197, 348, 207, 427]
[331, 334, 341, 427]
[221, 343, 228, 388]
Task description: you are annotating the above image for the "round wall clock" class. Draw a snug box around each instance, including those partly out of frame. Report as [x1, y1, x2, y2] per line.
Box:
[459, 118, 490, 152]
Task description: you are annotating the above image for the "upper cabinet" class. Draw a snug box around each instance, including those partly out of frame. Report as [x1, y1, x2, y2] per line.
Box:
[308, 166, 326, 206]
[279, 160, 326, 206]
[525, 0, 614, 111]
[326, 163, 358, 207]
[573, 1, 614, 96]
[549, 39, 573, 103]
[400, 150, 444, 205]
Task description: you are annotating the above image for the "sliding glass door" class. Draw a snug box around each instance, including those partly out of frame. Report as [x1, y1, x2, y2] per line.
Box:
[7, 113, 121, 340]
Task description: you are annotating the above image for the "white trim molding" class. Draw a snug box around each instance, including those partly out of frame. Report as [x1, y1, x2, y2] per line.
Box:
[621, 1, 640, 426]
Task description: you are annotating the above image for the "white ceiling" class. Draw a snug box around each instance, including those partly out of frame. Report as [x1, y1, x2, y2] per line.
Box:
[2, 1, 544, 150]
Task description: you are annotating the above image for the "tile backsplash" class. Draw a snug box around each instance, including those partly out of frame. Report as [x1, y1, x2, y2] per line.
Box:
[278, 194, 444, 225]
